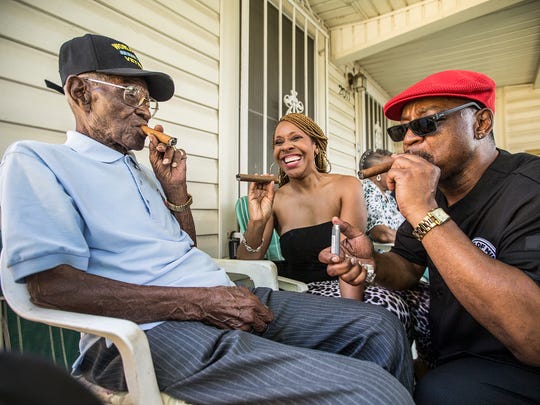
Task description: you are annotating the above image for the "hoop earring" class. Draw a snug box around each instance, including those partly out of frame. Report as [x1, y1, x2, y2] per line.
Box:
[376, 174, 382, 182]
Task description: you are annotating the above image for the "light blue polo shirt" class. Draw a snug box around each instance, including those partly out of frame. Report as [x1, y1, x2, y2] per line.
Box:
[1, 131, 235, 367]
[0, 130, 233, 288]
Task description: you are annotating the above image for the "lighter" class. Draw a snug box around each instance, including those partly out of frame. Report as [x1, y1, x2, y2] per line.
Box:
[331, 223, 340, 255]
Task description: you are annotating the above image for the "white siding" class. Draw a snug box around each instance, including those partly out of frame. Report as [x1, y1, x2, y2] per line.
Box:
[0, 0, 223, 256]
[495, 84, 540, 154]
[327, 63, 356, 175]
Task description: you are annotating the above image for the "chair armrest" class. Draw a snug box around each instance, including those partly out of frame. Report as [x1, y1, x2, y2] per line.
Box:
[0, 267, 161, 405]
[214, 258, 279, 290]
[277, 276, 308, 292]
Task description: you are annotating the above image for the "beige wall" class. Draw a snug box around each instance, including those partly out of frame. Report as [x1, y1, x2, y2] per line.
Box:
[495, 84, 540, 155]
[327, 63, 357, 175]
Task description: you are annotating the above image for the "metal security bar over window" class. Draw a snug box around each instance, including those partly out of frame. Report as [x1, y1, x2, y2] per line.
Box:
[240, 0, 329, 179]
[364, 92, 390, 151]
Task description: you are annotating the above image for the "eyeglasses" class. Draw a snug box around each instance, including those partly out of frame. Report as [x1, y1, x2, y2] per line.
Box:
[84, 78, 159, 117]
[387, 102, 481, 142]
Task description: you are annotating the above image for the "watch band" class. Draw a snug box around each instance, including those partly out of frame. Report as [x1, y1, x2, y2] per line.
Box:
[412, 208, 450, 241]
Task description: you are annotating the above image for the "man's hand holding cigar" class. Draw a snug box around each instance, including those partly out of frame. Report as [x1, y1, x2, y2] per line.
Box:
[385, 153, 440, 227]
[146, 125, 193, 237]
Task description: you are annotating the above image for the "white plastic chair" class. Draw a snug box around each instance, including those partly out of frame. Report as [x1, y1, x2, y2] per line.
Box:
[0, 258, 306, 405]
[218, 258, 307, 292]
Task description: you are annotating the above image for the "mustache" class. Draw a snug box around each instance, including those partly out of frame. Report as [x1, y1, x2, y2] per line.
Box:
[405, 149, 435, 164]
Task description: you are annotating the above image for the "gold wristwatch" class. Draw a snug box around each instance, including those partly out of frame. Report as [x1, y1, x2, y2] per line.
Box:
[412, 208, 450, 241]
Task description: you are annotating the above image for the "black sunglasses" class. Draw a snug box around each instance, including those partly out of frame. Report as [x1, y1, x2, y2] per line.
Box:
[387, 102, 481, 142]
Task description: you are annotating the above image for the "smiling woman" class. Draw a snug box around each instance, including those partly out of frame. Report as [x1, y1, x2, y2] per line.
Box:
[237, 113, 365, 299]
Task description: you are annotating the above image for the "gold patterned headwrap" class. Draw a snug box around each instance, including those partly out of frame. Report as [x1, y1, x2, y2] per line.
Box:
[275, 113, 331, 186]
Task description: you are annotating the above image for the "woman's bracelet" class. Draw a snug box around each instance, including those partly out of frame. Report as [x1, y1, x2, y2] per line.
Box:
[241, 237, 264, 253]
[165, 194, 192, 212]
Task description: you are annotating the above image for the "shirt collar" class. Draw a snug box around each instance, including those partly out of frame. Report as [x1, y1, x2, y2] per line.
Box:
[65, 131, 137, 164]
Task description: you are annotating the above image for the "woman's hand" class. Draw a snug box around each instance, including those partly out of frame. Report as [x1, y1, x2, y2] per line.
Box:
[247, 176, 275, 223]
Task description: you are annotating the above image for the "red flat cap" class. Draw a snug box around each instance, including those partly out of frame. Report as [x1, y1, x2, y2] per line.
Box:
[384, 70, 496, 121]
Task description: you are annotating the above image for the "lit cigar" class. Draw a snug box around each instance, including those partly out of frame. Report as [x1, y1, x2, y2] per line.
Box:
[236, 174, 278, 183]
[141, 125, 177, 146]
[359, 161, 393, 179]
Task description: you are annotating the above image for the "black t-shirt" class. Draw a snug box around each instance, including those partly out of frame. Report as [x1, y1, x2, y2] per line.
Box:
[392, 149, 540, 369]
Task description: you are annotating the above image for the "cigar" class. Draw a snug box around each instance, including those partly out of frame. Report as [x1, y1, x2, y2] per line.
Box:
[359, 161, 393, 179]
[141, 125, 177, 146]
[236, 174, 278, 183]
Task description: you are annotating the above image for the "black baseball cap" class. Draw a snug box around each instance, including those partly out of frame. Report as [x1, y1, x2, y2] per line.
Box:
[47, 34, 174, 101]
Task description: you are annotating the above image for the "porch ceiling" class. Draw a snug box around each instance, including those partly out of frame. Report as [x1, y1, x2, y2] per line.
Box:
[308, 0, 540, 97]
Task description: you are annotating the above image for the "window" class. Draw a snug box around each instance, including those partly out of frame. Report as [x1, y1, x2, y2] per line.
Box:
[364, 92, 390, 151]
[240, 0, 327, 176]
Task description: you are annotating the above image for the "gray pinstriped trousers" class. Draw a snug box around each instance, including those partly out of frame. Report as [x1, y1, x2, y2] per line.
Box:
[80, 288, 414, 404]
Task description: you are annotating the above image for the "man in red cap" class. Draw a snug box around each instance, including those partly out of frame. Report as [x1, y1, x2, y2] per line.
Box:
[320, 70, 540, 403]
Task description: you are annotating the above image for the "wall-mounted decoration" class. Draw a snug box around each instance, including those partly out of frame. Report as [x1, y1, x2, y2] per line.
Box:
[283, 89, 304, 114]
[338, 84, 351, 101]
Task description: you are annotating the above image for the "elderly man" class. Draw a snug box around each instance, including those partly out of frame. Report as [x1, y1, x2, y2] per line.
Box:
[320, 70, 540, 403]
[0, 34, 414, 404]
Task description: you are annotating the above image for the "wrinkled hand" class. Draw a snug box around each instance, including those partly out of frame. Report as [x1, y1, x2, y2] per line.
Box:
[201, 286, 274, 333]
[318, 217, 375, 286]
[148, 125, 187, 196]
[247, 177, 275, 222]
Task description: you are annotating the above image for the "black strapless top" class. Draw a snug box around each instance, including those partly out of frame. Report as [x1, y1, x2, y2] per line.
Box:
[278, 221, 337, 283]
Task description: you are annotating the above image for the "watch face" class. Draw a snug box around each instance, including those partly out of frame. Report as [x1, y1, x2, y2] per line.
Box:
[431, 208, 449, 223]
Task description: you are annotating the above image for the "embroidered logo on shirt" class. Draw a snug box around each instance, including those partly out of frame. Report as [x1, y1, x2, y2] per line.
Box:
[472, 237, 496, 258]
